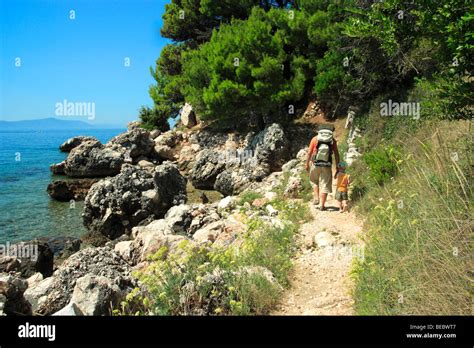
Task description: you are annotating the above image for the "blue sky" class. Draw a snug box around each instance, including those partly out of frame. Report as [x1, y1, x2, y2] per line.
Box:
[0, 0, 170, 127]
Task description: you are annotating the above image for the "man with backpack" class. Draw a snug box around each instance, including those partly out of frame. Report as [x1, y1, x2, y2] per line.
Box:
[305, 124, 340, 211]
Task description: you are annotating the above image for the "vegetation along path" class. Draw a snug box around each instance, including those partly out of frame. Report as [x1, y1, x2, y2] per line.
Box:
[273, 193, 364, 315]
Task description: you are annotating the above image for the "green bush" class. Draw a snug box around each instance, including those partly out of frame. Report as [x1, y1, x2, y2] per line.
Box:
[238, 191, 263, 205]
[138, 106, 170, 131]
[362, 145, 402, 185]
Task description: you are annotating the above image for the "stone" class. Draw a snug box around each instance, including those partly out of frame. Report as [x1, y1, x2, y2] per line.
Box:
[264, 191, 278, 201]
[24, 276, 55, 314]
[10, 240, 54, 278]
[252, 198, 268, 208]
[0, 273, 32, 315]
[150, 129, 161, 139]
[26, 272, 43, 287]
[130, 221, 187, 263]
[314, 232, 336, 248]
[70, 274, 122, 316]
[266, 204, 278, 216]
[52, 302, 83, 316]
[108, 128, 154, 159]
[114, 241, 134, 261]
[284, 176, 303, 198]
[248, 123, 290, 173]
[0, 256, 20, 273]
[180, 103, 197, 128]
[165, 204, 192, 233]
[217, 196, 235, 211]
[60, 136, 98, 152]
[83, 163, 187, 239]
[190, 150, 226, 189]
[138, 159, 154, 168]
[153, 144, 176, 161]
[36, 246, 134, 316]
[192, 221, 224, 243]
[47, 179, 99, 201]
[50, 161, 66, 175]
[282, 159, 299, 172]
[64, 140, 125, 178]
[127, 120, 142, 130]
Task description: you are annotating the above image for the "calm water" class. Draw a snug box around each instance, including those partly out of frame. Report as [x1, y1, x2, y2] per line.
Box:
[0, 129, 124, 244]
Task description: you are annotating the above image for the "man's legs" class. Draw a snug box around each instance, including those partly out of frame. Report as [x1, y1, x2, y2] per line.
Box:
[313, 185, 319, 204]
[321, 192, 328, 209]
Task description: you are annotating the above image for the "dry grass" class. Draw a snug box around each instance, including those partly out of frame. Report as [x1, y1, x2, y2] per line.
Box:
[352, 120, 473, 315]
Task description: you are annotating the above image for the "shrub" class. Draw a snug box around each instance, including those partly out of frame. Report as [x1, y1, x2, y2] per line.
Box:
[362, 145, 402, 185]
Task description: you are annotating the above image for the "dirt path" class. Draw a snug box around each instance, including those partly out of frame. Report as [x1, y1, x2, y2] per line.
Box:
[272, 193, 364, 315]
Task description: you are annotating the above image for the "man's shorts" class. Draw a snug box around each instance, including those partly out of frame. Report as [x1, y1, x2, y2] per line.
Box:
[309, 165, 332, 193]
[335, 190, 349, 201]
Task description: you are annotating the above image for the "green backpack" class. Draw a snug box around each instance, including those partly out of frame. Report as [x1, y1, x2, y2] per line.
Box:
[313, 124, 334, 167]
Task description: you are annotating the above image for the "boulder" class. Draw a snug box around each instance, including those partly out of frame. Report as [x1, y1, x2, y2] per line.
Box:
[26, 272, 43, 287]
[248, 123, 290, 173]
[6, 240, 54, 278]
[0, 256, 20, 273]
[128, 221, 187, 263]
[190, 150, 226, 189]
[164, 204, 192, 233]
[47, 179, 99, 201]
[52, 302, 82, 316]
[192, 221, 224, 243]
[107, 128, 154, 159]
[36, 246, 134, 315]
[284, 176, 303, 198]
[282, 159, 299, 172]
[83, 163, 187, 239]
[217, 196, 236, 211]
[23, 276, 55, 314]
[150, 129, 161, 139]
[64, 140, 125, 178]
[314, 232, 336, 248]
[60, 136, 98, 152]
[154, 144, 176, 161]
[0, 273, 32, 315]
[153, 131, 183, 161]
[50, 161, 66, 175]
[214, 168, 254, 196]
[70, 274, 122, 316]
[127, 120, 142, 130]
[180, 103, 197, 128]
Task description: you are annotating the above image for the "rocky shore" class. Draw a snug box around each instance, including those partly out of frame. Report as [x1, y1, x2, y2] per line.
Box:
[1, 107, 325, 316]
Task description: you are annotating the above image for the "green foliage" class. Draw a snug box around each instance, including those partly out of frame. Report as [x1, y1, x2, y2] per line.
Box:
[238, 191, 263, 205]
[138, 106, 170, 131]
[182, 8, 308, 127]
[362, 145, 402, 185]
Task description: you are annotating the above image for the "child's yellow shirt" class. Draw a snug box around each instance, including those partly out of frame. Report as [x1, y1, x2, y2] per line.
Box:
[336, 172, 350, 192]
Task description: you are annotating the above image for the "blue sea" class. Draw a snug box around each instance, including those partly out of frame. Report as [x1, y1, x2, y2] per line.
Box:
[0, 129, 125, 244]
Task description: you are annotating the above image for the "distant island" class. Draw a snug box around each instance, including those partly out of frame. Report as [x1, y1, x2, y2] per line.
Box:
[0, 118, 125, 131]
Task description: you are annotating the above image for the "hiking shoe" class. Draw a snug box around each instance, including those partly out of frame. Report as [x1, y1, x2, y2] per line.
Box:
[317, 206, 326, 211]
[312, 199, 319, 206]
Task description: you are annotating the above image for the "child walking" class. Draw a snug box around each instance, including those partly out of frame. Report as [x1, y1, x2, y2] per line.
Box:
[334, 161, 350, 213]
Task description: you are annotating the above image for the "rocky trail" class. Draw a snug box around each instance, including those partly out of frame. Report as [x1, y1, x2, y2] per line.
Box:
[273, 192, 364, 315]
